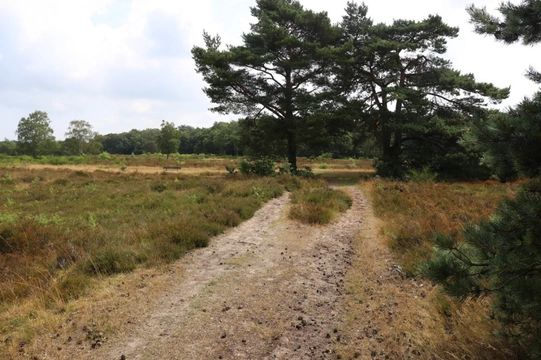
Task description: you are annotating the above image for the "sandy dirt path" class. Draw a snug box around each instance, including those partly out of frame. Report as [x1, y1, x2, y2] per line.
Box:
[28, 186, 368, 360]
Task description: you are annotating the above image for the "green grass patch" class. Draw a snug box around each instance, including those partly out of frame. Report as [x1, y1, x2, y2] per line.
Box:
[289, 181, 352, 224]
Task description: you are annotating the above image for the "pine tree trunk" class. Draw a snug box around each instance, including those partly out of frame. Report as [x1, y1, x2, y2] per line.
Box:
[284, 67, 297, 172]
[286, 131, 297, 172]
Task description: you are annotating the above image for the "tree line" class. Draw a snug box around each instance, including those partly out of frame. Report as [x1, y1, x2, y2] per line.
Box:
[1, 115, 245, 158]
[1, 113, 372, 160]
[1, 1, 539, 183]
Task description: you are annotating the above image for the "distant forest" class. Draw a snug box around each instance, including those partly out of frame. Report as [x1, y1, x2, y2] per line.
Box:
[0, 119, 366, 159]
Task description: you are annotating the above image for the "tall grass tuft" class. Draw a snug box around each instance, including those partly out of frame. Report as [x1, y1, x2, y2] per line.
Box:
[289, 181, 352, 224]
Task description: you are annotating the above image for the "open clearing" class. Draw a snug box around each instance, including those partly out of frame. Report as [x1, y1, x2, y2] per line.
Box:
[4, 164, 516, 359]
[20, 185, 379, 359]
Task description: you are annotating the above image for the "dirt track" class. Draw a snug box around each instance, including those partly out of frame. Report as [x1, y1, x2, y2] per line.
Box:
[10, 184, 374, 360]
[34, 186, 365, 359]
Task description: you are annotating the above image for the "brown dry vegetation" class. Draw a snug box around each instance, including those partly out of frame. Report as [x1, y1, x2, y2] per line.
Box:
[0, 153, 373, 172]
[0, 166, 293, 355]
[1, 155, 524, 359]
[348, 179, 525, 359]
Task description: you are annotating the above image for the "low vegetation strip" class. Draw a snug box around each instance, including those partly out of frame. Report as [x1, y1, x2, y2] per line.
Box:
[289, 180, 353, 224]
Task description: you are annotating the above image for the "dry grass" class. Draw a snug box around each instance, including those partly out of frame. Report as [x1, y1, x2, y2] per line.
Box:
[336, 180, 525, 359]
[9, 156, 376, 179]
[366, 179, 518, 274]
[0, 165, 297, 357]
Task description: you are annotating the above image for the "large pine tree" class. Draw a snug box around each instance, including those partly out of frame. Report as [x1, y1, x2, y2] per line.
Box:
[339, 2, 509, 177]
[192, 0, 348, 171]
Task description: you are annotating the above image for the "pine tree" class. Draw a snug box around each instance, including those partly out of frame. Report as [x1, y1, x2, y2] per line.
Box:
[466, 1, 541, 180]
[467, 1, 541, 45]
[192, 0, 349, 172]
[338, 2, 509, 178]
[423, 5, 541, 356]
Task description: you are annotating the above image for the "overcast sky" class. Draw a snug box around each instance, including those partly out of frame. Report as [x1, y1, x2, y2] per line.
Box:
[0, 0, 540, 140]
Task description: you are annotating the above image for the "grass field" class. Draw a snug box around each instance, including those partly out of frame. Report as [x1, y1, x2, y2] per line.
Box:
[0, 155, 358, 355]
[0, 153, 374, 172]
[1, 154, 526, 358]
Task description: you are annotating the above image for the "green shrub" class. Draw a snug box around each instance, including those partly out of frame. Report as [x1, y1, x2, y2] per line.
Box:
[98, 152, 112, 161]
[0, 213, 17, 224]
[1, 172, 14, 184]
[47, 157, 69, 165]
[408, 166, 438, 182]
[318, 163, 329, 169]
[239, 158, 276, 176]
[278, 162, 293, 174]
[151, 182, 168, 193]
[318, 152, 333, 159]
[296, 166, 315, 178]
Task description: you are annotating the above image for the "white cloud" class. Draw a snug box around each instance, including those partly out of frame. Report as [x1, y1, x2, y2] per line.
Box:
[0, 0, 539, 140]
[131, 99, 153, 114]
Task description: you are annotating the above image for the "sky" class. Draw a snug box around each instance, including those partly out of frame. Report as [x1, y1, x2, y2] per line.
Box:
[0, 0, 540, 140]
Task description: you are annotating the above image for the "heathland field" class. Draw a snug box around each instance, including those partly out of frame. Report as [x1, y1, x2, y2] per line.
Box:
[0, 155, 525, 359]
